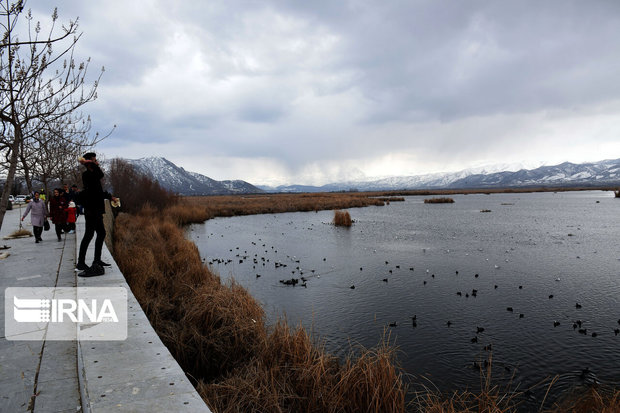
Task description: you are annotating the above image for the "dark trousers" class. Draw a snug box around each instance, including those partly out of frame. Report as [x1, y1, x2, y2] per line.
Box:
[78, 214, 106, 264]
[33, 226, 43, 241]
[54, 223, 65, 240]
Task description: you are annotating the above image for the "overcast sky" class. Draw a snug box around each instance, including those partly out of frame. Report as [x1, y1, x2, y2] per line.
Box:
[28, 1, 620, 186]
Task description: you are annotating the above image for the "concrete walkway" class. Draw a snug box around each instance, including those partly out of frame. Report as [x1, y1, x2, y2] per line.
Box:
[0, 207, 211, 412]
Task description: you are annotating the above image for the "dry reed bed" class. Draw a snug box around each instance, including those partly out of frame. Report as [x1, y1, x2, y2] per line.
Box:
[424, 197, 455, 204]
[333, 210, 352, 227]
[113, 204, 406, 412]
[184, 192, 386, 218]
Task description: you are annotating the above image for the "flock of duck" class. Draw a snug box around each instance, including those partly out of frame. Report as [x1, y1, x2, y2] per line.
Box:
[203, 228, 620, 353]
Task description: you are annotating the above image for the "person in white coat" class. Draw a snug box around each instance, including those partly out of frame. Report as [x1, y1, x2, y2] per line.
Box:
[21, 191, 49, 243]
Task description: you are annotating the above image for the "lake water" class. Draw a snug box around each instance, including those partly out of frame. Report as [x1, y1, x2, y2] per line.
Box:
[189, 191, 620, 408]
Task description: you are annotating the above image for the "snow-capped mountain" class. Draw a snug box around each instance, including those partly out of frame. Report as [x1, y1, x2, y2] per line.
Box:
[124, 157, 262, 195]
[260, 159, 620, 192]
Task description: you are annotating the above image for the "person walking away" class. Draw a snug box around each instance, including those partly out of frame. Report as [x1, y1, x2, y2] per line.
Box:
[62, 184, 71, 203]
[68, 184, 81, 216]
[49, 188, 68, 241]
[21, 191, 48, 243]
[77, 152, 118, 271]
[66, 201, 77, 233]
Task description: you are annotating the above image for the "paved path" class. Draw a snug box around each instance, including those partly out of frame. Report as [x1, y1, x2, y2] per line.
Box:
[0, 207, 211, 412]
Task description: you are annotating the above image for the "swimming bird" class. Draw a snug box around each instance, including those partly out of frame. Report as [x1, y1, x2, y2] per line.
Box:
[549, 295, 554, 299]
[456, 292, 462, 296]
[446, 321, 452, 327]
[578, 328, 587, 335]
[476, 326, 485, 334]
[382, 278, 388, 283]
[614, 329, 619, 336]
[494, 285, 498, 289]
[507, 307, 513, 312]
[471, 337, 478, 343]
[518, 286, 523, 289]
[591, 332, 598, 337]
[475, 273, 479, 278]
[389, 322, 397, 327]
[576, 303, 582, 309]
[410, 316, 417, 327]
[484, 344, 492, 351]
[455, 271, 459, 275]
[554, 321, 561, 327]
[350, 285, 355, 289]
[409, 267, 414, 271]
[519, 314, 525, 318]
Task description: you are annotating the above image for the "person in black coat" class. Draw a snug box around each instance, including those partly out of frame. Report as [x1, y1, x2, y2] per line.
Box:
[77, 152, 118, 271]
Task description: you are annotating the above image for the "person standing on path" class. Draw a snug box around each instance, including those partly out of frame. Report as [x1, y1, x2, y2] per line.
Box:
[49, 188, 68, 241]
[21, 191, 48, 243]
[77, 152, 118, 270]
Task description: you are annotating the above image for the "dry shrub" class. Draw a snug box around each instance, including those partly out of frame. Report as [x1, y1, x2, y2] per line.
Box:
[424, 197, 455, 204]
[333, 210, 352, 227]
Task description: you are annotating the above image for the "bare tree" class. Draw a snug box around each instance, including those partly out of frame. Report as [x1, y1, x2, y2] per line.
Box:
[0, 0, 104, 231]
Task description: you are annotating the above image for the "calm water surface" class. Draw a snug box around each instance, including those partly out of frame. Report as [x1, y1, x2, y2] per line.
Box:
[189, 191, 620, 407]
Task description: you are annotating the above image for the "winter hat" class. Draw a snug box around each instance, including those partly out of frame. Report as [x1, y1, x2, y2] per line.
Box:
[69, 201, 76, 208]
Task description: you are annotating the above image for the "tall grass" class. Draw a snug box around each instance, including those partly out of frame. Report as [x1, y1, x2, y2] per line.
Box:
[333, 210, 352, 227]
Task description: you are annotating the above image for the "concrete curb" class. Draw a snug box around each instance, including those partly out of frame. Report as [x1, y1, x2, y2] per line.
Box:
[75, 208, 212, 412]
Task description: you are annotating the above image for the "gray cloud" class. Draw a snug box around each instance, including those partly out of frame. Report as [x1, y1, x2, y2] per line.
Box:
[25, 0, 620, 185]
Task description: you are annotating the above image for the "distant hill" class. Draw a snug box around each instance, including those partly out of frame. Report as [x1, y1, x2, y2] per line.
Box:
[259, 158, 620, 192]
[123, 157, 262, 195]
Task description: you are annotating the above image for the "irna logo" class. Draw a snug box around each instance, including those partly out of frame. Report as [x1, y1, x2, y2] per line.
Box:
[13, 296, 119, 323]
[5, 287, 127, 341]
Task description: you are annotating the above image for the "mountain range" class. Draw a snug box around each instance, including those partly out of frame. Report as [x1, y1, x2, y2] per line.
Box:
[124, 157, 262, 195]
[259, 158, 620, 192]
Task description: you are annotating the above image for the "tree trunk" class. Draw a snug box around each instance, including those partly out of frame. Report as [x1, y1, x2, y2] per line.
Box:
[0, 125, 23, 232]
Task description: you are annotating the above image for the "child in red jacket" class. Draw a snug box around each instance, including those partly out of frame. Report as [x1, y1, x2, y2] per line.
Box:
[66, 201, 77, 233]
